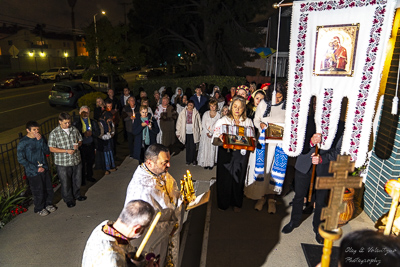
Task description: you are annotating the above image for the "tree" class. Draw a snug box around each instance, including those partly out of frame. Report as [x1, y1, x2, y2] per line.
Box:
[79, 17, 146, 78]
[128, 0, 272, 75]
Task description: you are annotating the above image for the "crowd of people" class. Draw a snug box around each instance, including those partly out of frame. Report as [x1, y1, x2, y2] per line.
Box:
[17, 80, 400, 266]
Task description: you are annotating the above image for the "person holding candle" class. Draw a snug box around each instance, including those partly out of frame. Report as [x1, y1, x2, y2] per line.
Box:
[72, 106, 99, 185]
[48, 112, 86, 208]
[96, 111, 117, 175]
[17, 121, 56, 216]
[122, 96, 139, 158]
[197, 99, 220, 169]
[124, 144, 182, 267]
[132, 105, 159, 164]
[82, 200, 156, 267]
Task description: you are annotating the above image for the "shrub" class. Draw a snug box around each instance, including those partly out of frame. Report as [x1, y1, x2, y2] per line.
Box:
[0, 186, 29, 228]
[77, 92, 107, 111]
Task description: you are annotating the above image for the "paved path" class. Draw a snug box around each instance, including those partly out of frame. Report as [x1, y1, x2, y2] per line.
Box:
[0, 142, 375, 267]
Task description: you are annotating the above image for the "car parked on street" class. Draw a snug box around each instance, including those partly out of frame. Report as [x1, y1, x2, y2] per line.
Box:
[0, 72, 41, 88]
[72, 65, 87, 78]
[48, 81, 96, 107]
[135, 69, 165, 81]
[41, 67, 74, 82]
[89, 74, 128, 93]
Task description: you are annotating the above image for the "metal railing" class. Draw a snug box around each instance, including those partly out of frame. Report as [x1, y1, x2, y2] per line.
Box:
[0, 116, 60, 197]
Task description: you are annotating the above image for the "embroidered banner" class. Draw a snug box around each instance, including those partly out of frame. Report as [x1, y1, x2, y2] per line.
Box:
[283, 0, 397, 167]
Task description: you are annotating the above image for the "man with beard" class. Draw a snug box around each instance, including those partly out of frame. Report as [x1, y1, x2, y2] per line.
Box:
[124, 144, 182, 267]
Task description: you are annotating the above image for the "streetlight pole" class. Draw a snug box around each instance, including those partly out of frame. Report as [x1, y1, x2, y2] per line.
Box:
[93, 11, 105, 89]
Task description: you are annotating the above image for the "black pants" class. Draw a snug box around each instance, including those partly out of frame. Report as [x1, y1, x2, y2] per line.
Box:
[139, 144, 149, 164]
[216, 147, 249, 210]
[80, 143, 95, 181]
[127, 132, 135, 157]
[290, 169, 329, 232]
[28, 171, 54, 212]
[185, 134, 196, 164]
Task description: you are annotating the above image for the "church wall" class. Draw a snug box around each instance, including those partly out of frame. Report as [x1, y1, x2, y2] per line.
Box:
[364, 9, 400, 222]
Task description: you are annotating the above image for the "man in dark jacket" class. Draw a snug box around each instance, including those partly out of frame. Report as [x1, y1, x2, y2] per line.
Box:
[122, 96, 140, 158]
[190, 86, 208, 116]
[104, 88, 120, 111]
[17, 121, 56, 216]
[73, 106, 99, 185]
[281, 116, 345, 244]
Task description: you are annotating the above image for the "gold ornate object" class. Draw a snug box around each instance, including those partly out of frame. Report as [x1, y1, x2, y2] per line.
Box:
[265, 123, 284, 140]
[315, 155, 363, 231]
[318, 223, 343, 267]
[383, 178, 400, 235]
[181, 170, 196, 203]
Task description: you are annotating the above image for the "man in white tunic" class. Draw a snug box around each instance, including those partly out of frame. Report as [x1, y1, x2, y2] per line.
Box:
[82, 200, 155, 267]
[124, 144, 182, 267]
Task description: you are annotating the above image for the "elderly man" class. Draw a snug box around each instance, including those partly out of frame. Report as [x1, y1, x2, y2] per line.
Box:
[122, 96, 139, 158]
[124, 144, 182, 267]
[48, 112, 86, 208]
[73, 106, 98, 185]
[82, 200, 156, 267]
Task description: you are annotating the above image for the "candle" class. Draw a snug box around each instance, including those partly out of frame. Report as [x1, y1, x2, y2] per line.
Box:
[135, 211, 162, 260]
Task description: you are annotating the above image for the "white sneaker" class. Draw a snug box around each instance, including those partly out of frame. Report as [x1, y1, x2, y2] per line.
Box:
[45, 205, 57, 213]
[38, 209, 49, 216]
[268, 199, 276, 214]
[254, 196, 266, 211]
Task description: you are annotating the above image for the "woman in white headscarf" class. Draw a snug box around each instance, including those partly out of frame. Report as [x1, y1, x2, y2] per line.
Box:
[171, 87, 183, 104]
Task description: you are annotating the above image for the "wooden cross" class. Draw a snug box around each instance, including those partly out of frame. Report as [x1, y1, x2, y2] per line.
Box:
[315, 155, 363, 231]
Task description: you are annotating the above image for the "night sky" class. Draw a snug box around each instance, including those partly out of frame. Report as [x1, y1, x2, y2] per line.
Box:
[0, 0, 128, 33]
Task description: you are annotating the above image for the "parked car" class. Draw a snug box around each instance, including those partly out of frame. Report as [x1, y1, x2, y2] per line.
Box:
[0, 72, 41, 88]
[48, 81, 96, 107]
[89, 74, 128, 93]
[135, 69, 165, 81]
[41, 67, 74, 82]
[72, 65, 87, 78]
[136, 72, 148, 80]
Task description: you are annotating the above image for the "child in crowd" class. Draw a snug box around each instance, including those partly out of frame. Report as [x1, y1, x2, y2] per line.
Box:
[96, 111, 117, 175]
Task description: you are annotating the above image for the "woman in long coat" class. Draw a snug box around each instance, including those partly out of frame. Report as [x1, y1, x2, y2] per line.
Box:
[132, 105, 159, 163]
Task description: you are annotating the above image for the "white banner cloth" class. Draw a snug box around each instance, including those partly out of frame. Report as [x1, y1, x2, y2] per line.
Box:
[284, 0, 397, 167]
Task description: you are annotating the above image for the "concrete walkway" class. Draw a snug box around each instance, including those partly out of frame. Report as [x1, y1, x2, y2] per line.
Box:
[0, 144, 375, 267]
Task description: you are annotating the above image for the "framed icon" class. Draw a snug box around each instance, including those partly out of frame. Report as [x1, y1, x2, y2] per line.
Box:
[313, 24, 360, 77]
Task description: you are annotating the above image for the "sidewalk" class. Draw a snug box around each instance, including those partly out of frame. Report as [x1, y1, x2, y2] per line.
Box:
[0, 139, 376, 266]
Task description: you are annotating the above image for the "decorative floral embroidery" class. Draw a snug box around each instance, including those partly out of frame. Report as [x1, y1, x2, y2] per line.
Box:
[289, 0, 388, 161]
[321, 88, 334, 145]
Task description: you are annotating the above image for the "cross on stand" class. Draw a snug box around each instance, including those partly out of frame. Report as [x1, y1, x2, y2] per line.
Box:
[315, 154, 363, 231]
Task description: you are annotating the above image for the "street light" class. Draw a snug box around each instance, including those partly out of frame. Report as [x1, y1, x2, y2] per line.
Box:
[94, 10, 106, 89]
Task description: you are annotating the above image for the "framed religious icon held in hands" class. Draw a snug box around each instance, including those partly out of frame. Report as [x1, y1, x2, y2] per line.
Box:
[265, 123, 284, 140]
[223, 134, 255, 151]
[313, 23, 360, 77]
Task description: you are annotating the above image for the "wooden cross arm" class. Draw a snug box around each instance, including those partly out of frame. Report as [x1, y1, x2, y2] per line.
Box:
[315, 176, 362, 190]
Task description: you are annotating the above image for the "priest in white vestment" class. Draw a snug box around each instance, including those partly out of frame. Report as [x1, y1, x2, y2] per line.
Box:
[124, 144, 182, 267]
